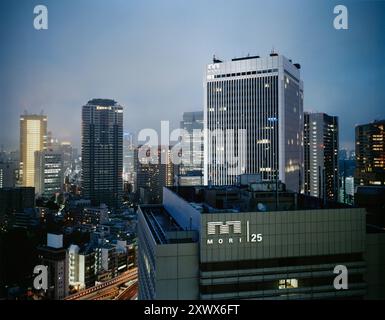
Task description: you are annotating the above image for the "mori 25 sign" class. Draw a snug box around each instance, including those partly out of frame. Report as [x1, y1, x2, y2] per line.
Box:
[206, 220, 262, 245]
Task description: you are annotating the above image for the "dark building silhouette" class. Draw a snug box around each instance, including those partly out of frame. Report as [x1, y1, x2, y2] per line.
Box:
[355, 120, 385, 187]
[81, 99, 123, 209]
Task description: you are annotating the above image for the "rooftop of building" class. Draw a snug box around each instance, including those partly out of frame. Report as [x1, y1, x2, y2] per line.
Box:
[356, 185, 385, 195]
[211, 52, 301, 69]
[167, 180, 353, 214]
[87, 98, 118, 106]
[140, 205, 198, 244]
[356, 119, 385, 128]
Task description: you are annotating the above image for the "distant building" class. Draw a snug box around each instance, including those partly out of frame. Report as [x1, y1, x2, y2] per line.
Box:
[339, 176, 355, 205]
[0, 187, 35, 217]
[34, 150, 63, 198]
[94, 241, 129, 279]
[339, 158, 356, 204]
[59, 142, 74, 174]
[37, 233, 69, 300]
[81, 99, 123, 209]
[20, 114, 47, 187]
[123, 132, 136, 192]
[82, 204, 110, 225]
[178, 111, 204, 186]
[304, 112, 339, 201]
[136, 146, 176, 204]
[355, 120, 385, 186]
[0, 161, 17, 188]
[68, 244, 96, 290]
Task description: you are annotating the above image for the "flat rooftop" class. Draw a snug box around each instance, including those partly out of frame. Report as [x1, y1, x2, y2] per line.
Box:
[167, 185, 353, 214]
[140, 205, 197, 244]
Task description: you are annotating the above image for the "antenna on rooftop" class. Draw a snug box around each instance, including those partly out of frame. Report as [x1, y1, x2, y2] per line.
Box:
[213, 54, 223, 64]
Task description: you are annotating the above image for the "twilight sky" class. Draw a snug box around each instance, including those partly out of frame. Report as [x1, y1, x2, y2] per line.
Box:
[0, 0, 384, 150]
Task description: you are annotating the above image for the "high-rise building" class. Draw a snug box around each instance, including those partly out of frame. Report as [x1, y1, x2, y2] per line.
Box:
[34, 150, 63, 198]
[19, 114, 47, 187]
[355, 120, 385, 186]
[304, 112, 339, 201]
[204, 53, 304, 191]
[81, 99, 123, 209]
[138, 184, 367, 300]
[123, 132, 136, 192]
[178, 111, 204, 186]
[37, 233, 69, 300]
[136, 146, 176, 204]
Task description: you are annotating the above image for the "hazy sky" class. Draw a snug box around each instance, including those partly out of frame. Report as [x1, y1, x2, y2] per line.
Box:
[0, 0, 384, 150]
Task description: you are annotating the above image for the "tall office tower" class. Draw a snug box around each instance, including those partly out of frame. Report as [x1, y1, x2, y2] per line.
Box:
[204, 53, 304, 191]
[34, 150, 63, 198]
[178, 111, 204, 186]
[304, 112, 339, 201]
[123, 132, 136, 192]
[81, 99, 123, 209]
[19, 114, 47, 187]
[37, 233, 69, 300]
[136, 146, 176, 204]
[355, 120, 385, 186]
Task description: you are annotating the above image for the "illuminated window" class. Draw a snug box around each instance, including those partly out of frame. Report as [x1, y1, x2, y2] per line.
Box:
[279, 279, 298, 289]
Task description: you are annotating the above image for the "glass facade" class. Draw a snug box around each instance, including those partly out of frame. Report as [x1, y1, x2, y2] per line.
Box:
[19, 115, 47, 187]
[81, 99, 123, 209]
[204, 55, 303, 192]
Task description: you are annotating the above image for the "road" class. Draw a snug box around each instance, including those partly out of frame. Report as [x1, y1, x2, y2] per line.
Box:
[115, 281, 138, 300]
[64, 268, 138, 300]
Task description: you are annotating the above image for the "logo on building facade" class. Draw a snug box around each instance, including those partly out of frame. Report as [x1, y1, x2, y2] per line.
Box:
[207, 221, 242, 235]
[206, 220, 262, 245]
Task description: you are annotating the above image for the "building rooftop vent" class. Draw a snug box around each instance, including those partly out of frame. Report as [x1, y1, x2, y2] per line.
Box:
[232, 55, 260, 62]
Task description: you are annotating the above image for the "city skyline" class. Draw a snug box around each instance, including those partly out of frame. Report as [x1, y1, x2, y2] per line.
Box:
[1, 0, 384, 151]
[1, 1, 385, 303]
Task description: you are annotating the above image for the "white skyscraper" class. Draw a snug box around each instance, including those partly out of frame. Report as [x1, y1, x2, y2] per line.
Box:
[204, 53, 304, 191]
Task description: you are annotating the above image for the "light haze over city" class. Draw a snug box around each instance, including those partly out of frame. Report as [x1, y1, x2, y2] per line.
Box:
[0, 0, 384, 150]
